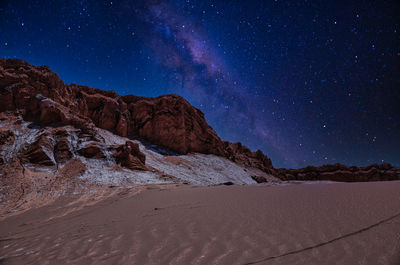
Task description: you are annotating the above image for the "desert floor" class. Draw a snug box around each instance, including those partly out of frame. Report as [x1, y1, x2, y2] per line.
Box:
[1, 181, 400, 265]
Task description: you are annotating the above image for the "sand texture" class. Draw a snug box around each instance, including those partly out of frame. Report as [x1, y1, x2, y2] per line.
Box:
[1, 181, 400, 265]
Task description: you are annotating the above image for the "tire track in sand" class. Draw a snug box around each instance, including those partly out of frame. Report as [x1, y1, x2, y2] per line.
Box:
[243, 211, 400, 265]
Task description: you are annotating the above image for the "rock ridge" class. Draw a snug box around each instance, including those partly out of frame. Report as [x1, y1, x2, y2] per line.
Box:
[1, 58, 399, 183]
[274, 163, 400, 182]
[0, 58, 273, 173]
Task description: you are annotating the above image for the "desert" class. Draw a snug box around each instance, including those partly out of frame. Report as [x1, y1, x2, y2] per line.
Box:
[1, 182, 400, 265]
[1, 59, 400, 264]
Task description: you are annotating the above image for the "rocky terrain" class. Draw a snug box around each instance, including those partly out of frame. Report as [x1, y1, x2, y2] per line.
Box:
[0, 58, 280, 216]
[0, 58, 274, 173]
[0, 110, 275, 216]
[274, 163, 400, 182]
[0, 58, 399, 216]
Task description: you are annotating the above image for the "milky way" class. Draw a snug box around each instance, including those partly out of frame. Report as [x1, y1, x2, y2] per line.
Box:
[1, 0, 399, 168]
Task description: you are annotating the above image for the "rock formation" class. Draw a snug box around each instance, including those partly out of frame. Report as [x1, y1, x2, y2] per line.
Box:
[0, 58, 273, 173]
[114, 141, 146, 170]
[275, 163, 400, 182]
[0, 58, 399, 186]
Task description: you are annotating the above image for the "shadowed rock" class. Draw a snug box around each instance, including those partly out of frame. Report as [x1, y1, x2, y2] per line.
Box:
[78, 142, 106, 159]
[275, 163, 400, 182]
[251, 175, 268, 183]
[22, 133, 55, 166]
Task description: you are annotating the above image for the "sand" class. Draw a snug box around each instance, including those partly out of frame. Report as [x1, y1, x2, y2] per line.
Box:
[1, 181, 400, 265]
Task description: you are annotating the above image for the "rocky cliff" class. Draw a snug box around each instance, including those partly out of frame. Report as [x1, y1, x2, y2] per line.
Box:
[1, 58, 399, 187]
[0, 58, 273, 174]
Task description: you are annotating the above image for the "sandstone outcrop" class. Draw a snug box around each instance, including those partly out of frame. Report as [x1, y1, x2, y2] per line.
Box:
[114, 141, 146, 170]
[0, 58, 273, 173]
[78, 142, 106, 159]
[0, 111, 147, 173]
[1, 58, 399, 184]
[22, 133, 56, 166]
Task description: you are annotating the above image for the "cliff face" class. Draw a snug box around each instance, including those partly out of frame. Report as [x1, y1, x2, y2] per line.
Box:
[0, 58, 273, 173]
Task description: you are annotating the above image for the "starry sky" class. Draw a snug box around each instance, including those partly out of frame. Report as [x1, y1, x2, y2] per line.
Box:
[1, 0, 400, 168]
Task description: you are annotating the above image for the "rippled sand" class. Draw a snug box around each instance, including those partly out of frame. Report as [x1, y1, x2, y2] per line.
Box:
[1, 181, 400, 265]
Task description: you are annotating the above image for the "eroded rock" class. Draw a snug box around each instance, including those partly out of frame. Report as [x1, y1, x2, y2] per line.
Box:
[114, 141, 146, 170]
[0, 59, 274, 174]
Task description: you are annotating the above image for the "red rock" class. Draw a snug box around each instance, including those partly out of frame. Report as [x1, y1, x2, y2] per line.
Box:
[78, 142, 106, 159]
[251, 175, 268, 183]
[0, 128, 14, 145]
[22, 133, 55, 166]
[53, 129, 73, 163]
[114, 141, 146, 170]
[0, 59, 274, 173]
[116, 115, 128, 137]
[276, 163, 399, 182]
[2, 59, 398, 182]
[57, 158, 86, 182]
[223, 142, 273, 173]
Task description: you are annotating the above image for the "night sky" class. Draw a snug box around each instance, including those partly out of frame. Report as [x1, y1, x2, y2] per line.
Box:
[1, 0, 399, 168]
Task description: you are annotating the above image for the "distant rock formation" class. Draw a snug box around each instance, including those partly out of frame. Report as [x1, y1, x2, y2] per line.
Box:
[0, 58, 273, 173]
[275, 163, 400, 182]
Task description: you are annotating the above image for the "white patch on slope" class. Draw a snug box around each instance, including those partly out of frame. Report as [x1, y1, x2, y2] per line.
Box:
[2, 122, 275, 186]
[41, 135, 56, 165]
[78, 157, 171, 185]
[95, 127, 268, 185]
[0, 122, 41, 163]
[95, 127, 127, 145]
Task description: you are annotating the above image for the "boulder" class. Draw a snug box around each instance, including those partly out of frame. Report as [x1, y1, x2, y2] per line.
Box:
[114, 141, 146, 170]
[251, 175, 268, 183]
[78, 142, 106, 158]
[22, 134, 55, 166]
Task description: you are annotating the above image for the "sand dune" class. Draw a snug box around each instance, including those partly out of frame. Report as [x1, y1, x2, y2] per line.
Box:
[1, 181, 400, 265]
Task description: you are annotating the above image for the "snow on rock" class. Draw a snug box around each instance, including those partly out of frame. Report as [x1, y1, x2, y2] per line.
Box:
[0, 121, 41, 163]
[96, 127, 277, 185]
[1, 118, 277, 187]
[77, 157, 170, 185]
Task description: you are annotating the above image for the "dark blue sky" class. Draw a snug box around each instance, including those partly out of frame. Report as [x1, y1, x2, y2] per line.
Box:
[1, 0, 399, 168]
